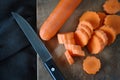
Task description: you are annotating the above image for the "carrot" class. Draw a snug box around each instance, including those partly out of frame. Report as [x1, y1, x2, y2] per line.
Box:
[83, 56, 101, 74]
[65, 44, 85, 57]
[103, 0, 120, 14]
[57, 32, 75, 44]
[75, 28, 89, 47]
[97, 12, 106, 27]
[87, 33, 104, 54]
[77, 21, 93, 31]
[79, 11, 100, 29]
[77, 21, 93, 39]
[64, 50, 74, 65]
[104, 15, 120, 34]
[100, 25, 116, 45]
[39, 0, 82, 40]
[94, 30, 108, 46]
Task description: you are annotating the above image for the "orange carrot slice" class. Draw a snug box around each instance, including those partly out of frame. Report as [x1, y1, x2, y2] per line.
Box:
[103, 0, 120, 14]
[94, 30, 108, 46]
[64, 50, 74, 65]
[79, 11, 100, 29]
[77, 21, 93, 39]
[65, 44, 85, 57]
[83, 56, 101, 74]
[100, 25, 116, 45]
[75, 28, 89, 47]
[87, 33, 104, 54]
[97, 12, 106, 27]
[104, 15, 120, 34]
[57, 32, 75, 44]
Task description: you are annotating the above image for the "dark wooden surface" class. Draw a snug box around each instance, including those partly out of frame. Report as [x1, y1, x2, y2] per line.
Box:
[37, 0, 120, 80]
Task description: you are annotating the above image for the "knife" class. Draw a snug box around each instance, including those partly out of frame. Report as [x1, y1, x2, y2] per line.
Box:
[12, 12, 65, 80]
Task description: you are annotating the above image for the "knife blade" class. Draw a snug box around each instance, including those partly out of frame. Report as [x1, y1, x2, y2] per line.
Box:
[11, 12, 65, 80]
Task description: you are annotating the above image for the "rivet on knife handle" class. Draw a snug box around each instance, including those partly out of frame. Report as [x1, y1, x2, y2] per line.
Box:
[44, 59, 65, 80]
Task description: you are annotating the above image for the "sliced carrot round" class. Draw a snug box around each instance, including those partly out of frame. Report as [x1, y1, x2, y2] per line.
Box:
[104, 15, 120, 34]
[100, 25, 116, 45]
[87, 33, 104, 54]
[83, 56, 101, 74]
[103, 0, 120, 14]
[75, 28, 89, 47]
[77, 21, 93, 39]
[79, 11, 100, 29]
[94, 30, 108, 46]
[97, 12, 106, 27]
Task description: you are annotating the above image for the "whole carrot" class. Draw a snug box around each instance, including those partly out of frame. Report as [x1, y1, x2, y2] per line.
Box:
[39, 0, 82, 41]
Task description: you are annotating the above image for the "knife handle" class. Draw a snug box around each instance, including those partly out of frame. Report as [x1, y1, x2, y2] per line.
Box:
[44, 59, 65, 80]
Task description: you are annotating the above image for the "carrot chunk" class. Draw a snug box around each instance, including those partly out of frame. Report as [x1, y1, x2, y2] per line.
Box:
[57, 32, 75, 44]
[100, 25, 116, 45]
[64, 50, 74, 65]
[75, 28, 89, 47]
[104, 15, 120, 34]
[87, 33, 104, 54]
[65, 44, 85, 57]
[79, 11, 100, 29]
[83, 56, 101, 74]
[103, 0, 120, 14]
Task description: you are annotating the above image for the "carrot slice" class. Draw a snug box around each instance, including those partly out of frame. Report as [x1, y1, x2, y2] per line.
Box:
[65, 44, 85, 57]
[87, 33, 104, 54]
[79, 11, 100, 29]
[100, 25, 116, 45]
[75, 28, 89, 47]
[83, 56, 101, 74]
[97, 12, 106, 27]
[64, 50, 74, 65]
[103, 0, 120, 14]
[94, 30, 108, 46]
[57, 32, 75, 44]
[104, 15, 120, 34]
[77, 21, 93, 39]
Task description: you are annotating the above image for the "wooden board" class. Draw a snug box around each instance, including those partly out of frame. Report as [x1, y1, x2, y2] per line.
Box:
[37, 0, 120, 80]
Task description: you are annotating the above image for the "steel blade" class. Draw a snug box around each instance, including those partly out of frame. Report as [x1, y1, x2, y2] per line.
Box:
[12, 12, 52, 62]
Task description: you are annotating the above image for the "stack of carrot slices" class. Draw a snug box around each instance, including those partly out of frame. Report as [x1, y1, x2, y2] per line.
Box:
[57, 32, 85, 65]
[57, 10, 120, 74]
[100, 25, 116, 45]
[87, 30, 108, 54]
[75, 20, 93, 47]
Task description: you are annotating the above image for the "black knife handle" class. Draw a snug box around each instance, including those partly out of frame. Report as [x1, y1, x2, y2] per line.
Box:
[44, 59, 65, 80]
